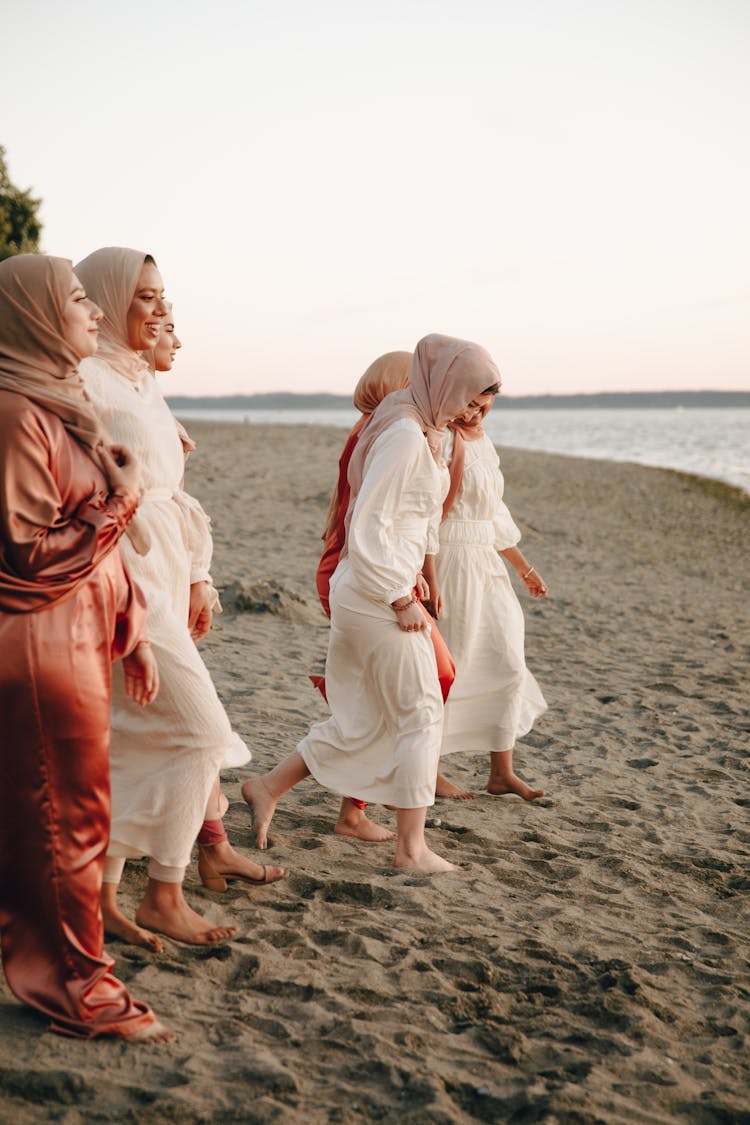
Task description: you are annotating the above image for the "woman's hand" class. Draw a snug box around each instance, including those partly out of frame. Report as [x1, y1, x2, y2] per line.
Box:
[392, 597, 428, 633]
[189, 580, 214, 640]
[99, 443, 141, 495]
[423, 581, 441, 620]
[415, 573, 430, 601]
[522, 567, 548, 598]
[420, 555, 441, 618]
[123, 642, 159, 706]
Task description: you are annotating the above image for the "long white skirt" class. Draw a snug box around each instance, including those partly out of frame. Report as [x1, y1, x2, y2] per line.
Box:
[108, 496, 249, 869]
[436, 525, 547, 756]
[299, 561, 443, 808]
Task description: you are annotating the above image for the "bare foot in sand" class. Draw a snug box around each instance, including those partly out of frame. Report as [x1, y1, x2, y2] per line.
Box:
[198, 839, 285, 889]
[136, 881, 237, 946]
[435, 772, 476, 800]
[241, 777, 278, 850]
[334, 799, 395, 842]
[393, 844, 460, 874]
[487, 773, 545, 801]
[102, 885, 163, 953]
[125, 1019, 174, 1043]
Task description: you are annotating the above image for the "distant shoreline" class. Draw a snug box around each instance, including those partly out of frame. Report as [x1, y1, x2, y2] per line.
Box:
[166, 390, 750, 411]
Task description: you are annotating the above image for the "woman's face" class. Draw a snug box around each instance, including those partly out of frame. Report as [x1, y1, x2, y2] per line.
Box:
[452, 391, 496, 425]
[126, 260, 168, 351]
[153, 319, 182, 372]
[62, 274, 103, 360]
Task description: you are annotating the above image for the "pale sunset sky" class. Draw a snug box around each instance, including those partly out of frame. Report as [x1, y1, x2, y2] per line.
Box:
[2, 0, 748, 398]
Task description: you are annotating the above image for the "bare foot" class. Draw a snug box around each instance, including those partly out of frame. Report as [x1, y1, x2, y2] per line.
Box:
[487, 773, 545, 801]
[124, 1018, 174, 1043]
[393, 845, 460, 874]
[435, 772, 475, 800]
[136, 887, 237, 946]
[102, 888, 163, 953]
[334, 804, 395, 842]
[241, 778, 278, 850]
[198, 839, 285, 889]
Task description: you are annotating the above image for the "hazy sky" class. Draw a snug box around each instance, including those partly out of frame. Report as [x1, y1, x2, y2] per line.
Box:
[3, 0, 748, 397]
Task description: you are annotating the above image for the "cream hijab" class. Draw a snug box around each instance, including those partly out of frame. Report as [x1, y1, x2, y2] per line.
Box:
[74, 247, 154, 384]
[0, 253, 109, 460]
[346, 333, 501, 504]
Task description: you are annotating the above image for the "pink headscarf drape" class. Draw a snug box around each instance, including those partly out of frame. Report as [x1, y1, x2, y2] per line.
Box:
[346, 333, 501, 511]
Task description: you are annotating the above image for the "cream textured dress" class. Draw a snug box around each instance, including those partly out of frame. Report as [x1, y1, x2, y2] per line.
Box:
[436, 431, 546, 755]
[299, 419, 445, 808]
[80, 357, 249, 869]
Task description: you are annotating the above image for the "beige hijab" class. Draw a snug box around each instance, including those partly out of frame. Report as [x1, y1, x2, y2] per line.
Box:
[346, 333, 501, 505]
[74, 247, 153, 384]
[0, 254, 109, 461]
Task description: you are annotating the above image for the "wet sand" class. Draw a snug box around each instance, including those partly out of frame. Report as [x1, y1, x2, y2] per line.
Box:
[1, 421, 748, 1124]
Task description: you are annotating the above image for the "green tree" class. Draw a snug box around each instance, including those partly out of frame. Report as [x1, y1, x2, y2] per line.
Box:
[0, 145, 42, 261]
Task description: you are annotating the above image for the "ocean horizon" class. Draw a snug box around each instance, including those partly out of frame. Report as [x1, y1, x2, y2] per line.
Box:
[174, 404, 750, 497]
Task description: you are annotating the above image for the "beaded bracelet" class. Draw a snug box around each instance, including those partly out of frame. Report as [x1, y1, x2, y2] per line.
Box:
[393, 596, 417, 613]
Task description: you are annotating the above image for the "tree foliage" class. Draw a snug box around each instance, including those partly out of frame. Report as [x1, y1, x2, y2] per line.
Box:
[0, 146, 42, 261]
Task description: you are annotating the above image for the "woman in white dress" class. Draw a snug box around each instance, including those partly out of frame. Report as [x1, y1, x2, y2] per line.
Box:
[75, 247, 275, 948]
[243, 334, 500, 873]
[148, 305, 286, 892]
[423, 388, 548, 801]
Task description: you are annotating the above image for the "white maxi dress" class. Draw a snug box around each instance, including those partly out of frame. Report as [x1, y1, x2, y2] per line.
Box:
[299, 419, 445, 809]
[80, 358, 250, 869]
[436, 431, 546, 756]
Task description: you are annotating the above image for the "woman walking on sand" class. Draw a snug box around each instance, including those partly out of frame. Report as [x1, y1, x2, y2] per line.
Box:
[244, 334, 500, 873]
[313, 349, 456, 842]
[423, 386, 548, 801]
[75, 247, 282, 951]
[0, 254, 168, 1040]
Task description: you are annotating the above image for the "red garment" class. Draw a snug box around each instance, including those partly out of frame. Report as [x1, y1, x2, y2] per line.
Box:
[316, 420, 365, 616]
[0, 393, 155, 1038]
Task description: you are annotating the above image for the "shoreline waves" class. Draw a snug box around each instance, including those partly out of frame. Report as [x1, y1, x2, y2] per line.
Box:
[1, 423, 747, 1124]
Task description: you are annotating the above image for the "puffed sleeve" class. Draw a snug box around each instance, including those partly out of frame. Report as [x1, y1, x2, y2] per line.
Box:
[347, 424, 429, 604]
[0, 403, 138, 584]
[171, 488, 221, 609]
[493, 462, 522, 550]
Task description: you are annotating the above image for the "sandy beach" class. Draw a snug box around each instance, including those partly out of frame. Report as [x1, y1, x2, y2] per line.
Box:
[1, 420, 748, 1125]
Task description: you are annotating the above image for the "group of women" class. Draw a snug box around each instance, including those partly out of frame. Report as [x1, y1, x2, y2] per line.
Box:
[0, 247, 547, 1042]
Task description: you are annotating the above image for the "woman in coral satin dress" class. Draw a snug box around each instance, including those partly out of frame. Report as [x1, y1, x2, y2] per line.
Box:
[0, 254, 167, 1040]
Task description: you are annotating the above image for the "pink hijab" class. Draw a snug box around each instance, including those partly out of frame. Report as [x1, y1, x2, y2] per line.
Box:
[0, 254, 108, 461]
[74, 247, 154, 384]
[347, 333, 501, 505]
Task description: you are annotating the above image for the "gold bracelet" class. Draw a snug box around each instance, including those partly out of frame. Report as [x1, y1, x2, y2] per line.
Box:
[522, 565, 535, 580]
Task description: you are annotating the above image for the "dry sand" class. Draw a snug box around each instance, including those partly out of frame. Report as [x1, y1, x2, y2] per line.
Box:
[1, 421, 748, 1125]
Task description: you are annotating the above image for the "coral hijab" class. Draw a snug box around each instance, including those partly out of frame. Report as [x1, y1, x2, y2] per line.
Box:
[320, 350, 412, 543]
[74, 247, 153, 384]
[442, 393, 496, 519]
[0, 254, 108, 458]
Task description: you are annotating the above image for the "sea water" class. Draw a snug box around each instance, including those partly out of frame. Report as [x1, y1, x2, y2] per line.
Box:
[174, 406, 750, 496]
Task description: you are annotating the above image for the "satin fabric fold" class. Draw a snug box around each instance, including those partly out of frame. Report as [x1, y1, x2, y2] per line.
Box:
[0, 394, 155, 1039]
